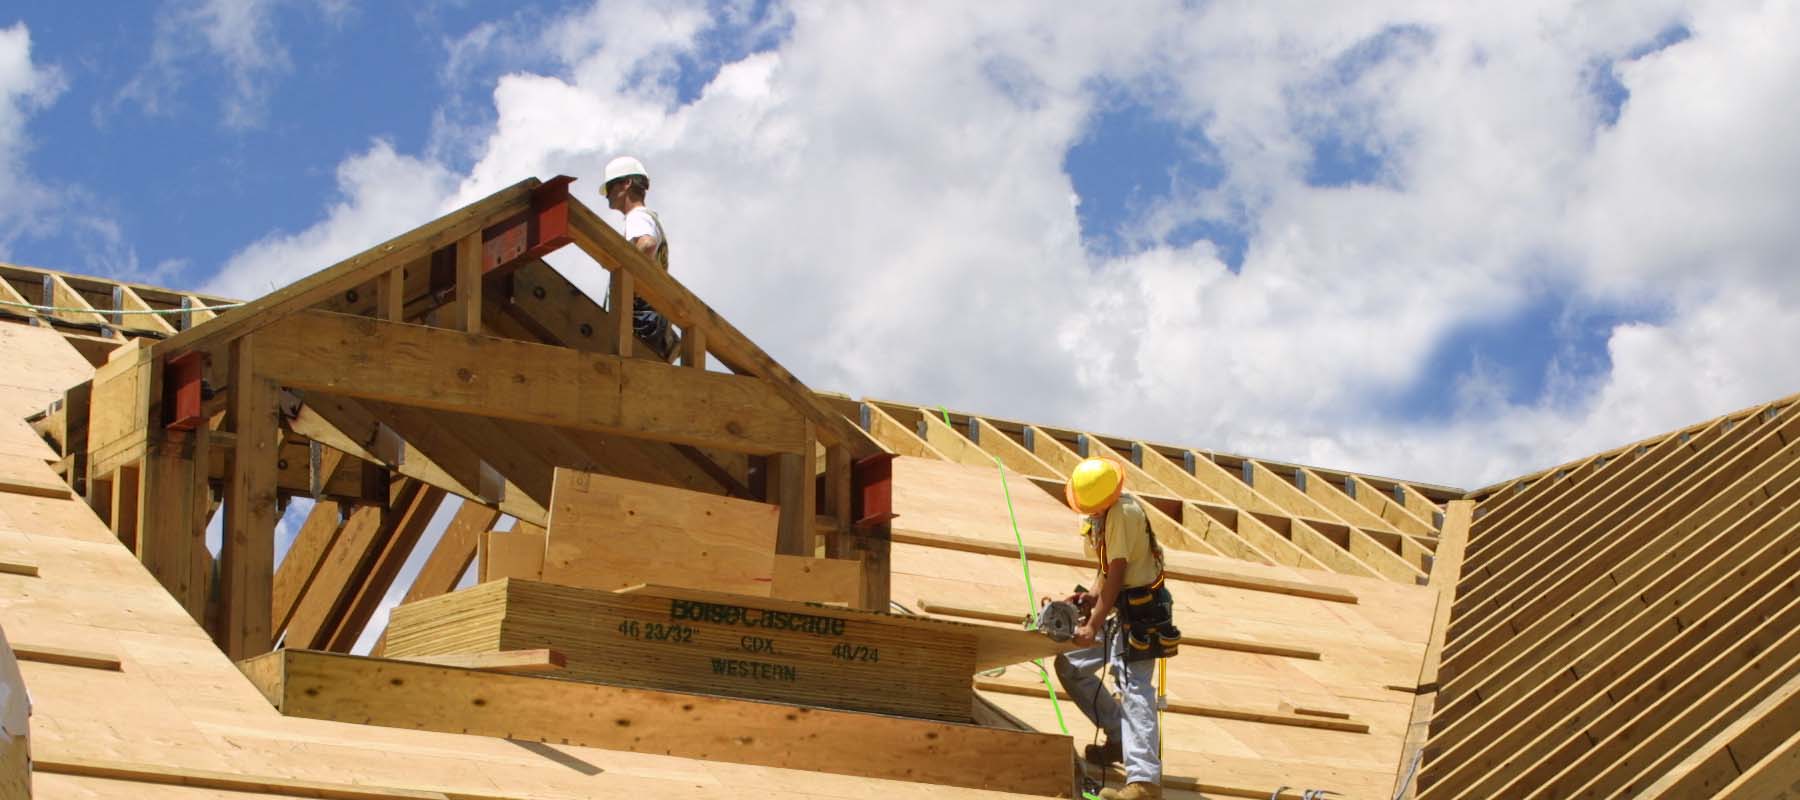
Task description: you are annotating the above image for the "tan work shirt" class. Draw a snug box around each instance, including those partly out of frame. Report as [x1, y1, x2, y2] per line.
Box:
[1081, 495, 1162, 589]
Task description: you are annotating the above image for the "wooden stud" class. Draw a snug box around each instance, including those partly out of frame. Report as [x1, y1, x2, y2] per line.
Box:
[0, 561, 38, 577]
[775, 420, 818, 556]
[376, 266, 405, 322]
[454, 231, 483, 333]
[680, 322, 705, 368]
[609, 267, 633, 359]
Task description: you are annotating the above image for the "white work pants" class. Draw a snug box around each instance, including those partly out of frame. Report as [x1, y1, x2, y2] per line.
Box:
[1054, 626, 1161, 786]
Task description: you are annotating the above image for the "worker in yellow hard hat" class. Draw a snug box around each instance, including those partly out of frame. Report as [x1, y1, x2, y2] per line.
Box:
[1055, 457, 1177, 800]
[602, 155, 679, 360]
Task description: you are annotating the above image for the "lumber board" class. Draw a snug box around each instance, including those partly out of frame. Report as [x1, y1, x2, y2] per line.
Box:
[139, 426, 210, 622]
[244, 648, 1070, 796]
[395, 649, 566, 673]
[12, 643, 122, 671]
[541, 467, 779, 596]
[155, 178, 538, 356]
[33, 753, 501, 800]
[257, 309, 808, 455]
[975, 680, 1369, 733]
[916, 410, 1001, 470]
[1138, 446, 1324, 570]
[112, 284, 179, 336]
[891, 528, 1359, 603]
[0, 560, 38, 577]
[915, 599, 1324, 659]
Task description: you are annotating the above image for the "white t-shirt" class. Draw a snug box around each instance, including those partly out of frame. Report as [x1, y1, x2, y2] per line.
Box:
[623, 207, 664, 250]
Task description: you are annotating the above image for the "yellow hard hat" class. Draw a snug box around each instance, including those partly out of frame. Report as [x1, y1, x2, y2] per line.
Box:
[1066, 457, 1125, 514]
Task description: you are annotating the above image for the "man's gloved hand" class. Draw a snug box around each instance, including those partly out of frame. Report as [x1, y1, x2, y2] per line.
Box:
[1072, 618, 1101, 647]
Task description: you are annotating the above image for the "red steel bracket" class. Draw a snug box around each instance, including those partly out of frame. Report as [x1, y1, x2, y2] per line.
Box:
[162, 351, 207, 431]
[852, 453, 899, 530]
[481, 175, 575, 273]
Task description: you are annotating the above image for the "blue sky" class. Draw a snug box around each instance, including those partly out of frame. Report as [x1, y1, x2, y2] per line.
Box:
[3, 1, 1797, 493]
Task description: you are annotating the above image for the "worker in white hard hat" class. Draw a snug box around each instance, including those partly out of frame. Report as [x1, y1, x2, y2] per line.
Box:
[1054, 456, 1177, 800]
[602, 155, 678, 360]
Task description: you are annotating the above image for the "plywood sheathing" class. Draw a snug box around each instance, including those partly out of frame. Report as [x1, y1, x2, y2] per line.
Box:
[886, 455, 1438, 798]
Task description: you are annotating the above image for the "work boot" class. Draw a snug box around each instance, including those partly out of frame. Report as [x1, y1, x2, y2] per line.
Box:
[1098, 782, 1162, 800]
[1083, 738, 1122, 766]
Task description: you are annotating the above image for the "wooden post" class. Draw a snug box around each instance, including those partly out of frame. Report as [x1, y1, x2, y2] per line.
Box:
[825, 444, 852, 555]
[110, 463, 141, 553]
[454, 231, 482, 333]
[223, 335, 278, 659]
[610, 268, 634, 358]
[139, 429, 209, 623]
[775, 421, 817, 556]
[681, 325, 706, 369]
[377, 266, 405, 322]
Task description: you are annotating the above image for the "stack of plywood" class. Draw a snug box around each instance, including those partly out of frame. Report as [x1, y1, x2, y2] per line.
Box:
[388, 579, 994, 721]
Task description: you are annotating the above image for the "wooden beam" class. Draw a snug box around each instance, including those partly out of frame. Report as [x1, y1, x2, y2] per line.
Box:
[566, 198, 879, 458]
[891, 528, 1358, 603]
[453, 231, 482, 333]
[272, 499, 345, 635]
[1392, 500, 1473, 800]
[0, 561, 38, 577]
[399, 500, 496, 603]
[375, 266, 405, 322]
[112, 284, 178, 336]
[283, 502, 386, 650]
[156, 178, 538, 356]
[291, 394, 545, 524]
[256, 310, 808, 455]
[223, 335, 279, 659]
[861, 402, 942, 459]
[324, 482, 447, 652]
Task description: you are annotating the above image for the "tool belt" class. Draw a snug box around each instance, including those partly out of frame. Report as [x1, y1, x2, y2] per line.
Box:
[1118, 576, 1180, 662]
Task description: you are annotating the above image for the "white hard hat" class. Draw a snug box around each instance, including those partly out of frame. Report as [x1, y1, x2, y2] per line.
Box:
[604, 156, 648, 185]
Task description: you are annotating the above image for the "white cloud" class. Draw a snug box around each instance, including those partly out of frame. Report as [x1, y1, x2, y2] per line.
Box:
[203, 1, 1800, 490]
[115, 0, 298, 129]
[201, 139, 457, 297]
[0, 22, 65, 256]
